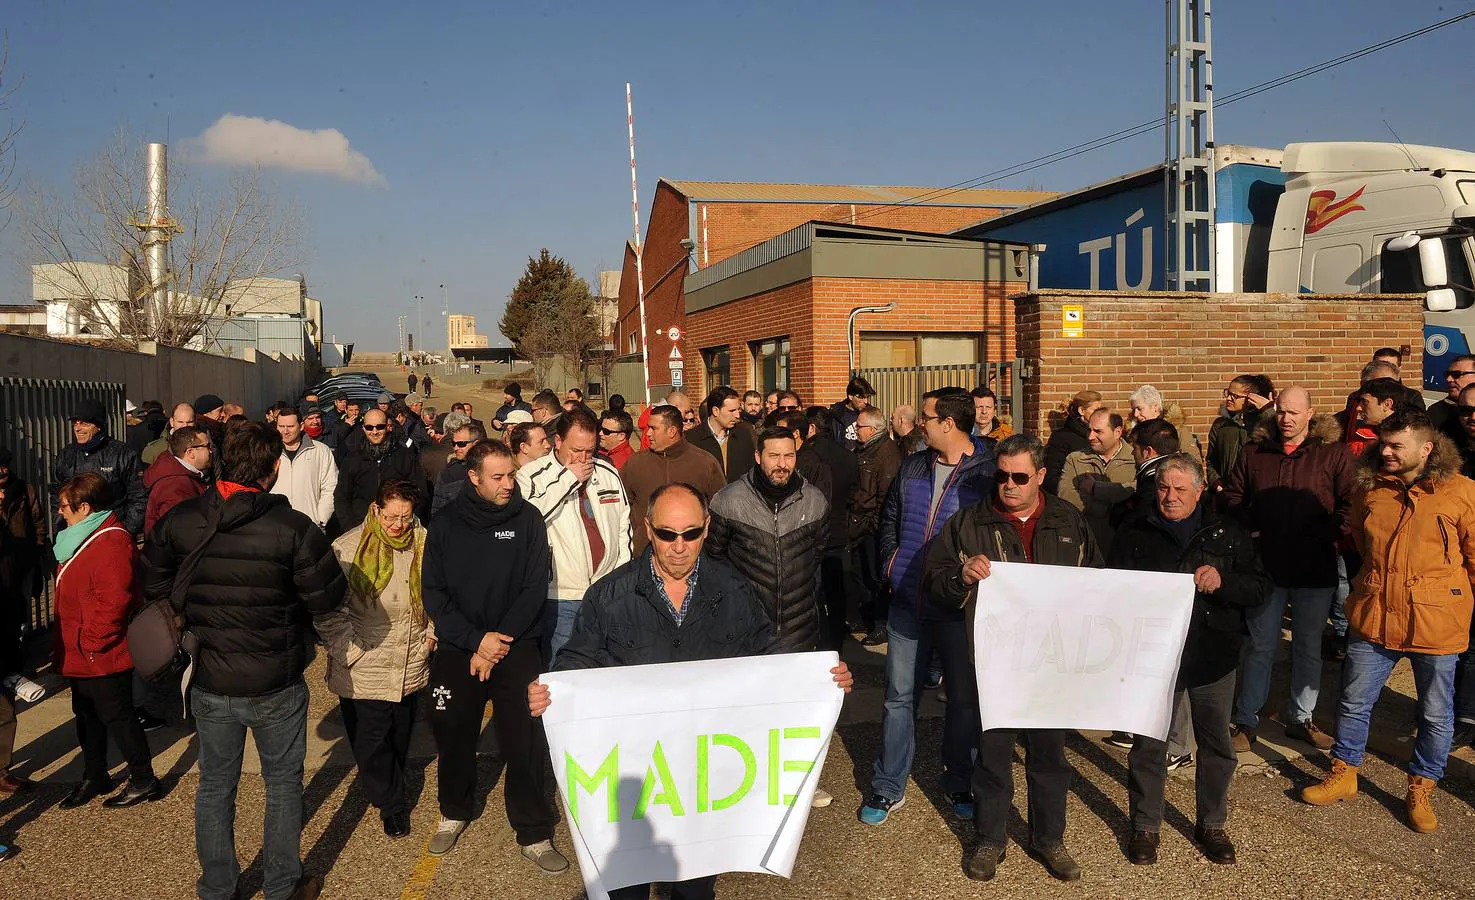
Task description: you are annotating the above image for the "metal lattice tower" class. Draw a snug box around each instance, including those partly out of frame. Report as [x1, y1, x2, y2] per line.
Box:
[1165, 0, 1216, 291]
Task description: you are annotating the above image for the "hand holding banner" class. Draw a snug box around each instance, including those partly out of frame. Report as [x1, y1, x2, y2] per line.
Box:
[541, 652, 844, 900]
[972, 561, 1194, 739]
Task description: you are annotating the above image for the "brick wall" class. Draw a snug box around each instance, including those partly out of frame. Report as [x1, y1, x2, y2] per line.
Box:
[699, 203, 1010, 266]
[1014, 290, 1426, 440]
[681, 276, 1026, 406]
[615, 182, 691, 391]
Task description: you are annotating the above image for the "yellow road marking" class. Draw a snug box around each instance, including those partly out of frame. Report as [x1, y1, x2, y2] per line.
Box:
[400, 841, 443, 900]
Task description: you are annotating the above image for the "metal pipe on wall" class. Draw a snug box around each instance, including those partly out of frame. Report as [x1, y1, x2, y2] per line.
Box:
[846, 302, 896, 374]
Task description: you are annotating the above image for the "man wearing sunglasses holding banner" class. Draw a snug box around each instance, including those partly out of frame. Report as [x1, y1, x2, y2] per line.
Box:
[924, 432, 1100, 882]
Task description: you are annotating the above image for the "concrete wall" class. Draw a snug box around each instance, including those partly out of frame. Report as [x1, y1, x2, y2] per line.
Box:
[0, 332, 306, 418]
[1013, 290, 1426, 440]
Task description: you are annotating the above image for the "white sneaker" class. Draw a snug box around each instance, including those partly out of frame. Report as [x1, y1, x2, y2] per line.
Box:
[811, 788, 833, 809]
[427, 818, 468, 856]
[520, 839, 570, 874]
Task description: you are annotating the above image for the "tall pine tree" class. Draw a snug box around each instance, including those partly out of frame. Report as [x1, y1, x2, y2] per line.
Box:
[500, 249, 600, 383]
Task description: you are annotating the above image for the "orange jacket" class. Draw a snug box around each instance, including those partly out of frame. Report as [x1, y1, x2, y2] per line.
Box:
[1349, 437, 1475, 655]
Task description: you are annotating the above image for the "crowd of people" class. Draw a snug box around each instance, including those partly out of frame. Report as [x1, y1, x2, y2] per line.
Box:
[0, 347, 1472, 896]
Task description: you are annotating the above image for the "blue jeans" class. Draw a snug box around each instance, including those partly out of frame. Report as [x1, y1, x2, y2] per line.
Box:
[192, 679, 309, 900]
[1331, 639, 1457, 781]
[871, 602, 978, 802]
[1235, 584, 1335, 729]
[542, 599, 581, 666]
[1330, 556, 1350, 639]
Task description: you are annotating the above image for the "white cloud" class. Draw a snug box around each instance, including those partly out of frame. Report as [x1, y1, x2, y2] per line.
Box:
[186, 114, 386, 185]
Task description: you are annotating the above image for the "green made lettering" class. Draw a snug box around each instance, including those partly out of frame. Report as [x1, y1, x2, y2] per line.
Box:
[696, 734, 757, 813]
[768, 726, 822, 807]
[634, 740, 686, 819]
[566, 746, 619, 826]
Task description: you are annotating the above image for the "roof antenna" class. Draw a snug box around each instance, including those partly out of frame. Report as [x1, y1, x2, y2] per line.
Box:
[1383, 119, 1422, 171]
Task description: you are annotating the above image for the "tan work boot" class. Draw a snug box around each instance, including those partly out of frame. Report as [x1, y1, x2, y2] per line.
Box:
[1406, 775, 1438, 833]
[1301, 758, 1358, 805]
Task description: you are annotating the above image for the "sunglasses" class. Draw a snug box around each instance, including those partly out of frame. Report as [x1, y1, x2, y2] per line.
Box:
[599, 427, 629, 436]
[651, 525, 705, 543]
[1459, 405, 1475, 419]
[994, 470, 1032, 486]
[1448, 369, 1475, 379]
[363, 424, 388, 432]
[453, 439, 475, 448]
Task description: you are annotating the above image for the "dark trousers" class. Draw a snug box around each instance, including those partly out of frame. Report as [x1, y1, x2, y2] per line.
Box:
[70, 670, 155, 784]
[973, 728, 1070, 849]
[341, 695, 418, 819]
[852, 537, 888, 629]
[818, 550, 850, 651]
[608, 875, 718, 900]
[427, 641, 554, 844]
[1127, 670, 1237, 832]
[1456, 616, 1475, 725]
[0, 691, 14, 772]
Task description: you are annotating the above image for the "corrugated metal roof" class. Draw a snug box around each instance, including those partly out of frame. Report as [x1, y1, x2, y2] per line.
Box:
[663, 179, 1058, 208]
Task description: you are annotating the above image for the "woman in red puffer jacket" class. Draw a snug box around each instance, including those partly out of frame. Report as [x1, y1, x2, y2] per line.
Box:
[52, 472, 160, 810]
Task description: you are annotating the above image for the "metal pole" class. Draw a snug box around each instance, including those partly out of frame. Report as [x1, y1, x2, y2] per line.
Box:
[628, 82, 651, 406]
[144, 143, 170, 330]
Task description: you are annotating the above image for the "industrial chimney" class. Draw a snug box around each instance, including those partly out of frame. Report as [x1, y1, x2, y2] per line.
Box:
[140, 142, 172, 329]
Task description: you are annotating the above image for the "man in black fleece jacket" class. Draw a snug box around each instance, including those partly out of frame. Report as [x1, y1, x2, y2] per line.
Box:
[422, 440, 566, 873]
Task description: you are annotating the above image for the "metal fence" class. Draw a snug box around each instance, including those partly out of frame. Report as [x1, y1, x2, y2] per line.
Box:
[855, 361, 1023, 428]
[1, 378, 128, 629]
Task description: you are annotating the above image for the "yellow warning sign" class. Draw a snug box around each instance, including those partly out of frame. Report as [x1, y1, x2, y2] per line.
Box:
[1062, 304, 1084, 338]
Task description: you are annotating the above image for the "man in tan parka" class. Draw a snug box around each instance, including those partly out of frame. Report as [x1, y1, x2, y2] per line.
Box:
[1302, 411, 1475, 833]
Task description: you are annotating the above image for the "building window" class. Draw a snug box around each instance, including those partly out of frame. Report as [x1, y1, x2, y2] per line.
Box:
[626, 331, 639, 354]
[702, 346, 731, 391]
[750, 337, 790, 392]
[858, 332, 982, 369]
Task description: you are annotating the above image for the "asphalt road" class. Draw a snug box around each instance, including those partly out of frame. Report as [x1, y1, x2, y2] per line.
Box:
[1, 642, 1472, 899]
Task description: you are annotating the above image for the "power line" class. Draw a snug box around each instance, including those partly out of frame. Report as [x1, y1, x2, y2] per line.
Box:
[838, 9, 1475, 226]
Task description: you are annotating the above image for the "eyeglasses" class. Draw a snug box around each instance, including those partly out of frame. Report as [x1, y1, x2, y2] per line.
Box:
[777, 404, 799, 411]
[1223, 389, 1249, 400]
[599, 427, 629, 437]
[1448, 369, 1475, 379]
[1459, 405, 1475, 419]
[379, 513, 414, 526]
[994, 470, 1032, 486]
[917, 414, 942, 424]
[651, 525, 705, 543]
[452, 439, 476, 448]
[363, 424, 388, 432]
[189, 443, 212, 452]
[682, 414, 699, 422]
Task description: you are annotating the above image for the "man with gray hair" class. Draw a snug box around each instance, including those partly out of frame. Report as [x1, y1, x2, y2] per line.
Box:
[432, 415, 480, 519]
[1128, 384, 1202, 462]
[1107, 454, 1271, 866]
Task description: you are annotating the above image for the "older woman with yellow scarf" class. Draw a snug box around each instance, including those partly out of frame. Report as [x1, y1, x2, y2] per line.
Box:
[319, 478, 433, 839]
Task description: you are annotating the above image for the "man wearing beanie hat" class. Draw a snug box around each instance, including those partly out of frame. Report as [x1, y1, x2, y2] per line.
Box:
[51, 398, 148, 536]
[194, 394, 228, 455]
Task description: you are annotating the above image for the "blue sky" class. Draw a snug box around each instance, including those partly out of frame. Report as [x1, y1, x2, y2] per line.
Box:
[3, 0, 1473, 350]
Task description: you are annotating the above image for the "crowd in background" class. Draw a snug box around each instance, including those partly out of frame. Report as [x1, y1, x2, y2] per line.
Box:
[0, 347, 1473, 895]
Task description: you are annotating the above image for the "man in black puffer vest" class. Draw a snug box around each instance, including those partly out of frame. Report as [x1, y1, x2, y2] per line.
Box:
[141, 420, 346, 900]
[706, 427, 829, 652]
[421, 439, 566, 873]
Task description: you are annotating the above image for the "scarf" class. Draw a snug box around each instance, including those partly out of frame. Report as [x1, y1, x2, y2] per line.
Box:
[54, 509, 113, 564]
[305, 422, 324, 439]
[365, 438, 392, 462]
[750, 466, 803, 512]
[350, 504, 426, 621]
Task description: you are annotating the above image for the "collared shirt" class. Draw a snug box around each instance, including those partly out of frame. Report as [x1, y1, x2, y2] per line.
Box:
[650, 554, 702, 626]
[708, 419, 729, 469]
[175, 454, 204, 476]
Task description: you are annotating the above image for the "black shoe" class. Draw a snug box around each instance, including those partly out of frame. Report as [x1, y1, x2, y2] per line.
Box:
[102, 778, 163, 808]
[860, 627, 889, 647]
[964, 844, 1006, 881]
[923, 669, 944, 690]
[1127, 830, 1159, 865]
[59, 778, 114, 809]
[1103, 731, 1135, 749]
[135, 710, 166, 733]
[1452, 721, 1475, 749]
[287, 874, 323, 900]
[1028, 842, 1082, 881]
[383, 812, 411, 838]
[1194, 826, 1237, 865]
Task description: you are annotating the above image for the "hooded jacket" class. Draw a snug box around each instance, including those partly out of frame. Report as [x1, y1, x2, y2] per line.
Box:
[707, 468, 829, 650]
[619, 439, 728, 555]
[52, 513, 138, 679]
[1043, 414, 1091, 495]
[1107, 505, 1272, 687]
[848, 434, 903, 545]
[1206, 403, 1271, 489]
[422, 485, 550, 653]
[318, 523, 433, 702]
[516, 453, 632, 601]
[141, 488, 347, 697]
[52, 434, 148, 536]
[553, 550, 780, 669]
[880, 436, 997, 620]
[1348, 436, 1475, 655]
[143, 451, 209, 535]
[1220, 414, 1355, 587]
[271, 435, 338, 530]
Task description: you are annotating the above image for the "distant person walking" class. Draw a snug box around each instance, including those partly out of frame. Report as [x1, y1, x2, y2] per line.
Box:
[421, 374, 433, 398]
[407, 373, 419, 396]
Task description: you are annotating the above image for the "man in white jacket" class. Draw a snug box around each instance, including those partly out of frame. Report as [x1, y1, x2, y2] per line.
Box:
[515, 406, 632, 661]
[271, 403, 339, 531]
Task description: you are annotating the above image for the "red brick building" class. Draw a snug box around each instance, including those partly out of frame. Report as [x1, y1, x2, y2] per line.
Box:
[678, 222, 1032, 409]
[614, 179, 1055, 396]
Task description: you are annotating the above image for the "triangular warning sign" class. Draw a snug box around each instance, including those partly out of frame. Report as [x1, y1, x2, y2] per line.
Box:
[669, 346, 682, 360]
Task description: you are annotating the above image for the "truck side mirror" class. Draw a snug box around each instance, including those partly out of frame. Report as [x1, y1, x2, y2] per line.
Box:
[1387, 232, 1421, 253]
[1426, 288, 1458, 312]
[1418, 237, 1450, 288]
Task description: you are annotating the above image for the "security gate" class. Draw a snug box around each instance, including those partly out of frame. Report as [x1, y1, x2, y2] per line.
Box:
[853, 361, 1023, 429]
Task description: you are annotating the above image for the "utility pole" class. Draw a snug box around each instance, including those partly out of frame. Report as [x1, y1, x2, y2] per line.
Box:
[1165, 0, 1216, 291]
